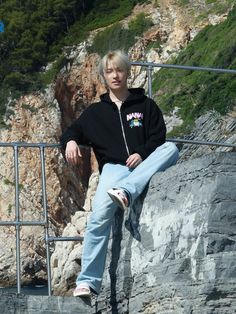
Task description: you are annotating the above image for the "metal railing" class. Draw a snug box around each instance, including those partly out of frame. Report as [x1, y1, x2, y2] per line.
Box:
[0, 142, 84, 296]
[132, 61, 236, 99]
[0, 61, 236, 297]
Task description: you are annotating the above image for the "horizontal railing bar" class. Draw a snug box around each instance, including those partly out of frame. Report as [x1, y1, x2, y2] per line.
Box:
[0, 142, 92, 149]
[131, 61, 236, 74]
[47, 236, 84, 242]
[167, 138, 236, 148]
[1, 139, 235, 149]
[0, 221, 47, 226]
[0, 142, 60, 148]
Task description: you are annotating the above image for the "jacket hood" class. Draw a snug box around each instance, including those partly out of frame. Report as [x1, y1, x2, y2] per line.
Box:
[100, 88, 147, 105]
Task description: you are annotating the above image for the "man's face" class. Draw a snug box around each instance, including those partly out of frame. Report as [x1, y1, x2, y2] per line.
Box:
[103, 60, 128, 92]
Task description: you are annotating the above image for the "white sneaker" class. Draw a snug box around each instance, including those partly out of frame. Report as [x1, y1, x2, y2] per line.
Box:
[73, 283, 91, 297]
[107, 188, 129, 210]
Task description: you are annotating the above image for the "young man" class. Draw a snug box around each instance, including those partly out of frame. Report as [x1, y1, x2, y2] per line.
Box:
[60, 50, 179, 297]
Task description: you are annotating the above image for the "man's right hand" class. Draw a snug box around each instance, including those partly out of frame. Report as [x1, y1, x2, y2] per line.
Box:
[65, 140, 82, 165]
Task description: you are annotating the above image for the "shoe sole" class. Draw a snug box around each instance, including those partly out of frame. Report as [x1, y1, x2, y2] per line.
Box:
[73, 285, 91, 297]
[107, 190, 128, 210]
[73, 291, 91, 297]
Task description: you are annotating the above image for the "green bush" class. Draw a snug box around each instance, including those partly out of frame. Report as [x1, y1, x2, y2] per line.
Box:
[21, 103, 39, 113]
[177, 0, 190, 6]
[39, 55, 68, 87]
[0, 0, 149, 127]
[152, 4, 236, 136]
[89, 13, 153, 55]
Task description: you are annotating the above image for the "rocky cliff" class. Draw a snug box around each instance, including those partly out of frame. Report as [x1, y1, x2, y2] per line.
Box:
[1, 152, 235, 314]
[94, 152, 236, 313]
[0, 0, 235, 301]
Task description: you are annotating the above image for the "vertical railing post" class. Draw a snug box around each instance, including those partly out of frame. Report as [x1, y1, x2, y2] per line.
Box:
[39, 145, 52, 296]
[14, 144, 21, 295]
[147, 65, 153, 99]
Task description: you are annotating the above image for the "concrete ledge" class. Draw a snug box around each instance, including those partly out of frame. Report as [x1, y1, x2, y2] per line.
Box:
[0, 292, 93, 314]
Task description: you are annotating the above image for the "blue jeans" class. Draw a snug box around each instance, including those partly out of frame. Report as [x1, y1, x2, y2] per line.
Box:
[76, 142, 179, 293]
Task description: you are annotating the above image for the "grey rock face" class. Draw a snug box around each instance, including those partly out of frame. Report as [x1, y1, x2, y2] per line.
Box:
[178, 111, 236, 163]
[1, 153, 235, 313]
[0, 292, 93, 314]
[95, 152, 236, 314]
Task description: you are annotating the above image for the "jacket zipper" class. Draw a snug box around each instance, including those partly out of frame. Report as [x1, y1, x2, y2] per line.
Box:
[118, 107, 130, 156]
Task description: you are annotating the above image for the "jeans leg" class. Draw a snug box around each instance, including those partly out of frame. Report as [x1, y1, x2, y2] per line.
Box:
[118, 142, 179, 205]
[76, 163, 131, 293]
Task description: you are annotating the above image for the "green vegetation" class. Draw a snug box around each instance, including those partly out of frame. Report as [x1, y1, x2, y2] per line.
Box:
[0, 0, 235, 136]
[0, 0, 148, 127]
[207, 0, 234, 13]
[54, 0, 149, 48]
[7, 204, 13, 216]
[89, 13, 153, 56]
[177, 0, 190, 6]
[3, 178, 24, 190]
[195, 0, 234, 22]
[39, 55, 68, 86]
[3, 178, 14, 186]
[21, 103, 39, 113]
[152, 4, 236, 136]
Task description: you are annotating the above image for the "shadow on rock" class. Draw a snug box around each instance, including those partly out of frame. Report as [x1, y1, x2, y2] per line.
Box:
[108, 188, 147, 313]
[125, 187, 148, 242]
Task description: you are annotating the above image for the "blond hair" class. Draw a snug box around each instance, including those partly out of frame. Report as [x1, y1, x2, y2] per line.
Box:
[98, 50, 131, 79]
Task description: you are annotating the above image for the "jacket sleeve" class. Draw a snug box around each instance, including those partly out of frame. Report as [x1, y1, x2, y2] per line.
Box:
[134, 99, 166, 160]
[60, 112, 90, 150]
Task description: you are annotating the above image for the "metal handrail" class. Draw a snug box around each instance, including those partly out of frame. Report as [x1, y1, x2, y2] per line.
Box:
[0, 142, 85, 296]
[0, 60, 235, 297]
[132, 61, 236, 74]
[0, 137, 235, 295]
[168, 138, 236, 148]
[48, 236, 84, 242]
[131, 61, 236, 98]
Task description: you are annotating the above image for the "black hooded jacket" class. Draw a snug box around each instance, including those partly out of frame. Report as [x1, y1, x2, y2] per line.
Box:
[60, 88, 166, 172]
